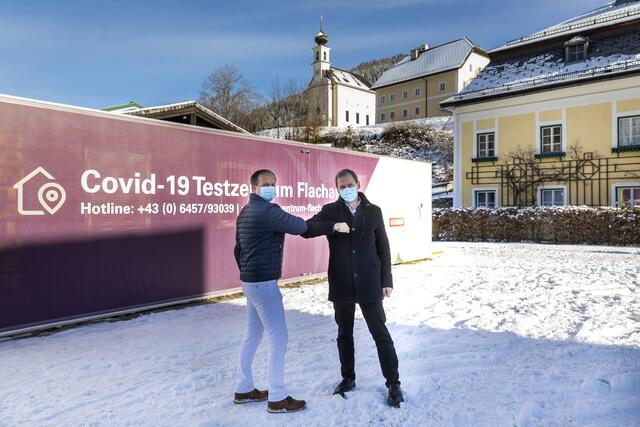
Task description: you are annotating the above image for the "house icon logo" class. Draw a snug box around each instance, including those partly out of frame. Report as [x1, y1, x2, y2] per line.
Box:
[13, 167, 67, 215]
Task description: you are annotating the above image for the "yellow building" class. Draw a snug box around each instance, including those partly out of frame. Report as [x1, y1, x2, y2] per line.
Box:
[442, 0, 640, 208]
[372, 38, 489, 123]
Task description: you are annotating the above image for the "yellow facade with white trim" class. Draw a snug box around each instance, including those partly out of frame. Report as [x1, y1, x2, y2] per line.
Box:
[453, 75, 640, 207]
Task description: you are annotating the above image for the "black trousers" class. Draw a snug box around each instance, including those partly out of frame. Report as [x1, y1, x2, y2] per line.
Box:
[333, 301, 400, 387]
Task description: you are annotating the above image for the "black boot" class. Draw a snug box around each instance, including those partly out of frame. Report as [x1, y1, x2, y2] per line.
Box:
[387, 383, 404, 408]
[333, 378, 356, 397]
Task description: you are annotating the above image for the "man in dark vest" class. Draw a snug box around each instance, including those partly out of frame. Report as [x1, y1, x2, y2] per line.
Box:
[302, 168, 404, 407]
[233, 168, 349, 413]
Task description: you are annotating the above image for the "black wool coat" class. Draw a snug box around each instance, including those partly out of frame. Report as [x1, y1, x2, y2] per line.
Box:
[302, 192, 393, 304]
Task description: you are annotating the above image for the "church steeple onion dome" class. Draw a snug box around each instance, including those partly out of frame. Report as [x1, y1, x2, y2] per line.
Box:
[315, 16, 328, 45]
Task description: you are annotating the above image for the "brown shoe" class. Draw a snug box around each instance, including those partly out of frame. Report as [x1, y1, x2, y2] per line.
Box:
[234, 388, 268, 404]
[266, 396, 307, 413]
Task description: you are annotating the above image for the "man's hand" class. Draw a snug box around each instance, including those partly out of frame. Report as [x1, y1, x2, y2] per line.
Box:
[333, 222, 350, 233]
[383, 287, 393, 298]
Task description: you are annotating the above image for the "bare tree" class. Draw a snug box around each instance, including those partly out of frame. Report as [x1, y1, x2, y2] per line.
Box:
[566, 139, 602, 177]
[248, 78, 322, 142]
[268, 77, 286, 138]
[283, 79, 308, 129]
[499, 146, 567, 206]
[199, 64, 263, 129]
[259, 78, 315, 140]
[498, 141, 602, 206]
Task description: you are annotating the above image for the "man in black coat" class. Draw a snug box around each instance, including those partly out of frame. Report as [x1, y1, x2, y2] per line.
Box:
[302, 168, 404, 407]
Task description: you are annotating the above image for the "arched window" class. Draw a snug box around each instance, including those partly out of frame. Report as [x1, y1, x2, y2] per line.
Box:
[323, 52, 327, 61]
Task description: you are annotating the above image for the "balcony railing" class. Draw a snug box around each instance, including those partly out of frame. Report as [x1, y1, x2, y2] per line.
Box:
[504, 7, 640, 47]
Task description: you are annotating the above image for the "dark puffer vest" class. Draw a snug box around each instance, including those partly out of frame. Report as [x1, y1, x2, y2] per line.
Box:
[234, 193, 307, 282]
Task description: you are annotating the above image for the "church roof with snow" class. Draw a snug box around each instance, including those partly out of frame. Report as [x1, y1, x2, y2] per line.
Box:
[325, 67, 373, 91]
[442, 0, 640, 108]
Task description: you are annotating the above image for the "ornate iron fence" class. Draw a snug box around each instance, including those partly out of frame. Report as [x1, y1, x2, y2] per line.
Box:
[465, 153, 640, 206]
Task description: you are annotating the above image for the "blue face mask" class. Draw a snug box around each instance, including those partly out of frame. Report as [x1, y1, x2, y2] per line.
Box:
[259, 186, 277, 202]
[340, 187, 358, 202]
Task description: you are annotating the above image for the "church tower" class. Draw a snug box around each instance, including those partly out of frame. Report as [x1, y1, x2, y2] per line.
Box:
[305, 16, 375, 129]
[311, 16, 331, 84]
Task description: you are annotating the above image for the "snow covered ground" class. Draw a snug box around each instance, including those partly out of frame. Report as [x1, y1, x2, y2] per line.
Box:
[1, 242, 639, 426]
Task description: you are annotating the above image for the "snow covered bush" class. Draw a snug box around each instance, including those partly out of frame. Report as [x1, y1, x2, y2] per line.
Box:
[319, 120, 453, 183]
[322, 127, 364, 150]
[433, 206, 640, 245]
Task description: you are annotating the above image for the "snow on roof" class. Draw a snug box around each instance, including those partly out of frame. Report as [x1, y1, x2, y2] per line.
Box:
[117, 101, 249, 133]
[445, 24, 640, 106]
[372, 38, 486, 89]
[326, 67, 373, 91]
[493, 0, 640, 52]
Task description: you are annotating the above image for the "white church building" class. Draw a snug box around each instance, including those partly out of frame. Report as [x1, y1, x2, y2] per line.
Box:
[306, 18, 376, 128]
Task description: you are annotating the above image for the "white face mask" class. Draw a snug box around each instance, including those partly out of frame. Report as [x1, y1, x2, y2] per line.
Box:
[340, 187, 358, 202]
[259, 186, 277, 202]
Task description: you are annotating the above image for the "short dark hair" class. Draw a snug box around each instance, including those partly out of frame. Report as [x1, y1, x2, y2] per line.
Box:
[335, 169, 359, 186]
[250, 169, 275, 186]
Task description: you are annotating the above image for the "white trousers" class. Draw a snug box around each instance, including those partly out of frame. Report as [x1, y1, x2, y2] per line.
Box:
[236, 280, 289, 402]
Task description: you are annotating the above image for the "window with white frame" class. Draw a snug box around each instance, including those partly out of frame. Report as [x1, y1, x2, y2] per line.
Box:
[477, 132, 495, 158]
[366, 115, 370, 125]
[402, 90, 408, 99]
[403, 109, 408, 118]
[439, 82, 446, 92]
[414, 87, 420, 97]
[389, 93, 395, 102]
[415, 107, 420, 116]
[541, 125, 562, 153]
[379, 95, 385, 104]
[356, 112, 360, 124]
[390, 111, 395, 120]
[618, 115, 640, 147]
[345, 111, 349, 122]
[380, 113, 385, 122]
[475, 190, 496, 208]
[616, 186, 640, 207]
[540, 188, 565, 207]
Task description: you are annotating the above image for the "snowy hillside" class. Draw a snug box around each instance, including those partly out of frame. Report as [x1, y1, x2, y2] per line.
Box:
[319, 118, 454, 183]
[257, 118, 454, 184]
[256, 116, 454, 140]
[1, 242, 639, 426]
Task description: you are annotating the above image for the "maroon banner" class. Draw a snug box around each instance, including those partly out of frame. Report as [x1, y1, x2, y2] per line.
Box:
[0, 96, 385, 334]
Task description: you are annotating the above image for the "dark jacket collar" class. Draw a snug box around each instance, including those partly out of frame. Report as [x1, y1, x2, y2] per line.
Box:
[249, 193, 268, 203]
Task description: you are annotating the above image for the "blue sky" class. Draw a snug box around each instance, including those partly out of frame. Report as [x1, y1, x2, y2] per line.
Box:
[0, 0, 605, 109]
